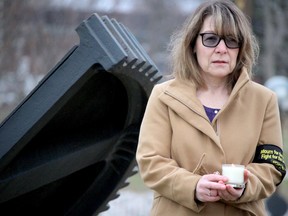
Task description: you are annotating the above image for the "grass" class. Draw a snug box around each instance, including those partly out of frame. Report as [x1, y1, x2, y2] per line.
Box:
[125, 170, 150, 192]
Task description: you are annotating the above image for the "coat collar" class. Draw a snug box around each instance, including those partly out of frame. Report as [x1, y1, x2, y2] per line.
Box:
[158, 68, 250, 145]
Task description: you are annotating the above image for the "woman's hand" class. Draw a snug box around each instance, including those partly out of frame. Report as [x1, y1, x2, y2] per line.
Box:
[195, 173, 228, 202]
[218, 169, 250, 201]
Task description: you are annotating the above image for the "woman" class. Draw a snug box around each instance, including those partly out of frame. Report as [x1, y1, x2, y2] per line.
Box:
[136, 0, 286, 215]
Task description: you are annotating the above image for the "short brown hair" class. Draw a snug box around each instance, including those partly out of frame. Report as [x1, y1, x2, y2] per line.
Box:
[169, 0, 259, 88]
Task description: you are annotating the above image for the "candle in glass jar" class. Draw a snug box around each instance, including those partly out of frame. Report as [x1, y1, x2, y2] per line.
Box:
[222, 164, 244, 187]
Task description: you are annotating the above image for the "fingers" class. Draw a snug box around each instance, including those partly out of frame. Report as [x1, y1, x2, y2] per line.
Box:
[207, 189, 222, 202]
[205, 174, 228, 190]
[197, 187, 221, 202]
[218, 184, 245, 201]
[218, 168, 249, 201]
[207, 173, 228, 181]
[244, 169, 250, 183]
[195, 172, 247, 203]
[195, 174, 228, 202]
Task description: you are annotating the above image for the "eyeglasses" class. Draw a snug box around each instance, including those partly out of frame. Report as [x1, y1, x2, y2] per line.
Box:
[199, 33, 240, 49]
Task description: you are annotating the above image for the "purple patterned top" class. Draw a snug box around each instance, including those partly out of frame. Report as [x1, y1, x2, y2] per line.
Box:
[203, 106, 220, 122]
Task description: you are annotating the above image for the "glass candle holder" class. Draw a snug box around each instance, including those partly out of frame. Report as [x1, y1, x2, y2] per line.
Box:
[222, 164, 245, 188]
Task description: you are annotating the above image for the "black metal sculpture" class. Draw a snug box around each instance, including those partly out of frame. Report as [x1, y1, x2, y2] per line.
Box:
[0, 13, 162, 215]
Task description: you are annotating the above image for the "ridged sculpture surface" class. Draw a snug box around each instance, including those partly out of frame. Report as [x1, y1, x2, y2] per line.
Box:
[0, 13, 163, 215]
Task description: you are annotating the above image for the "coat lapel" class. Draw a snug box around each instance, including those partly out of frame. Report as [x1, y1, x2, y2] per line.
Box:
[158, 69, 250, 148]
[159, 79, 221, 146]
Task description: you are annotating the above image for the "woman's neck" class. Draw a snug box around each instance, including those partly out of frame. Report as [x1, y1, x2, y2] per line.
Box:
[196, 83, 230, 109]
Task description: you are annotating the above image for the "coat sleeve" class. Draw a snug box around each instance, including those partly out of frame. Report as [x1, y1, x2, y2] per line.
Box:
[136, 84, 204, 212]
[238, 92, 286, 203]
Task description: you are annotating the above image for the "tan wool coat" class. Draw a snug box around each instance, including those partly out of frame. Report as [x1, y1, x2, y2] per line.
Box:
[136, 69, 284, 216]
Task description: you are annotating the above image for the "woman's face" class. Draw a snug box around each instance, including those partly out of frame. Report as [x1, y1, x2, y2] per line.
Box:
[195, 16, 239, 82]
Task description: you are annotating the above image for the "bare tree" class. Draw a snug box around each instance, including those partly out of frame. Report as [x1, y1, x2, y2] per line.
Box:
[131, 0, 187, 73]
[0, 0, 85, 120]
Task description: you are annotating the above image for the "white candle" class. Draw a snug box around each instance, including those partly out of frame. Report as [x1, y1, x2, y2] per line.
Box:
[222, 164, 244, 187]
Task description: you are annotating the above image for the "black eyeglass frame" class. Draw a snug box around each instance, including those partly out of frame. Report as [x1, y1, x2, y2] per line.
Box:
[199, 33, 241, 49]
